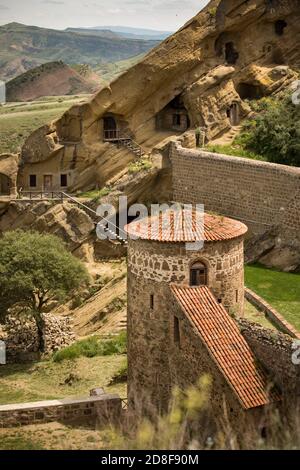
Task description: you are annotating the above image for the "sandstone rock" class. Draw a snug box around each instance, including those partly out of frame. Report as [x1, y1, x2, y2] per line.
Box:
[21, 123, 63, 164]
[0, 153, 19, 197]
[0, 200, 94, 252]
[15, 0, 300, 193]
[259, 246, 300, 272]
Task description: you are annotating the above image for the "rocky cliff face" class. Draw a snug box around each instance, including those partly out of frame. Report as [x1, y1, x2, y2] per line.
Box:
[19, 0, 300, 191]
[0, 201, 95, 255]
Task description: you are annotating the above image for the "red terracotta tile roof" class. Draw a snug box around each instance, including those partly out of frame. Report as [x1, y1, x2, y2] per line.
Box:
[171, 285, 280, 410]
[125, 209, 247, 243]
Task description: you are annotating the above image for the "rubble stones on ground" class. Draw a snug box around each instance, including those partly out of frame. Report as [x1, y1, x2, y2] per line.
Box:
[0, 313, 75, 362]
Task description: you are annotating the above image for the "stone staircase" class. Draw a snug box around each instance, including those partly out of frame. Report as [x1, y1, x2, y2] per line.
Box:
[103, 129, 145, 158]
[118, 136, 145, 158]
[61, 193, 128, 244]
[210, 125, 242, 146]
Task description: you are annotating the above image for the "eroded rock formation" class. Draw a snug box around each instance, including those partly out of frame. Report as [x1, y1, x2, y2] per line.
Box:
[16, 0, 300, 192]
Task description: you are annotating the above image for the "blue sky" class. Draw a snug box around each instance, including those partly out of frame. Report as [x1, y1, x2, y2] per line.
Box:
[0, 0, 209, 31]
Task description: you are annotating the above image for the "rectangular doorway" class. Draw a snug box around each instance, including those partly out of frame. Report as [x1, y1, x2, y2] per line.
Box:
[43, 175, 53, 191]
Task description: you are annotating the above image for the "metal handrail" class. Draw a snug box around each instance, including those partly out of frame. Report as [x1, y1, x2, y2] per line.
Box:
[20, 191, 66, 200]
[103, 129, 144, 157]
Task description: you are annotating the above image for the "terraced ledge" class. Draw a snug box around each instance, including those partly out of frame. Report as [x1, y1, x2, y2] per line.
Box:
[245, 288, 300, 339]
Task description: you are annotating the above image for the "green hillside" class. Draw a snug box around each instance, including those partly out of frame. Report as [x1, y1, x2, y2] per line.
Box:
[0, 95, 90, 154]
[0, 23, 159, 81]
[95, 54, 146, 84]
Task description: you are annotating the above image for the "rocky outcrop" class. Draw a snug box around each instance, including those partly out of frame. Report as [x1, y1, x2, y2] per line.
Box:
[0, 153, 19, 197]
[16, 0, 300, 193]
[0, 201, 95, 254]
[0, 313, 75, 362]
[245, 225, 300, 272]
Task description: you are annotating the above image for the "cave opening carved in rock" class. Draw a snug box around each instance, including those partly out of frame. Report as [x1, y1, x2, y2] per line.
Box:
[226, 102, 240, 126]
[236, 83, 264, 101]
[274, 20, 287, 36]
[102, 113, 128, 141]
[225, 42, 239, 65]
[156, 94, 191, 132]
[0, 173, 11, 195]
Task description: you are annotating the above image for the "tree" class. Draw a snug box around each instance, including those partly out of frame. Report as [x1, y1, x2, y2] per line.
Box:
[245, 94, 300, 167]
[0, 230, 90, 350]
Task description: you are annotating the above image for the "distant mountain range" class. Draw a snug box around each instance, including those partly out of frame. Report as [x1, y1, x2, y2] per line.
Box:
[0, 23, 160, 81]
[66, 26, 173, 41]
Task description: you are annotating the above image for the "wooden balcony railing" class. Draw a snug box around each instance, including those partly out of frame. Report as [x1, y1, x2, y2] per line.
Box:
[103, 129, 121, 141]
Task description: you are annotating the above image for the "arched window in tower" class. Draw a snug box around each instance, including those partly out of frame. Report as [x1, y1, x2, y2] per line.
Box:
[190, 261, 208, 287]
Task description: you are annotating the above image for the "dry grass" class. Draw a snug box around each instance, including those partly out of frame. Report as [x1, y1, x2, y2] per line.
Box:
[0, 421, 109, 450]
[243, 300, 276, 330]
[0, 95, 89, 154]
[0, 355, 127, 405]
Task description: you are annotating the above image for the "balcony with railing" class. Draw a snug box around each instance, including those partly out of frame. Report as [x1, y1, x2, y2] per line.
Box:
[103, 129, 122, 142]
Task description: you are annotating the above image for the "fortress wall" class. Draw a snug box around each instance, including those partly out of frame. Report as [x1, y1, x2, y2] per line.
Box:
[0, 394, 121, 428]
[170, 143, 300, 236]
[238, 319, 300, 397]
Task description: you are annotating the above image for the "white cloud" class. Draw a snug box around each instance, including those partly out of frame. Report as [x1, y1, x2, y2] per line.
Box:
[0, 0, 210, 30]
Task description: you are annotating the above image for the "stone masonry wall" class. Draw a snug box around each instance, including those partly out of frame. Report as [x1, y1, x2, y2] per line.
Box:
[0, 394, 122, 428]
[127, 265, 262, 430]
[170, 142, 300, 237]
[127, 236, 245, 316]
[245, 288, 300, 339]
[0, 313, 75, 363]
[238, 319, 300, 397]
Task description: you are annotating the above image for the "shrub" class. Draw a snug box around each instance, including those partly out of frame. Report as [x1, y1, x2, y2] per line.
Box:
[78, 187, 111, 201]
[109, 359, 128, 385]
[128, 159, 152, 174]
[244, 94, 300, 166]
[0, 230, 90, 351]
[53, 332, 127, 362]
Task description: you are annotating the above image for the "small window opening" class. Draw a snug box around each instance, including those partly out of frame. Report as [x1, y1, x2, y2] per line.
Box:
[60, 174, 68, 187]
[174, 316, 181, 347]
[190, 261, 207, 287]
[150, 294, 154, 310]
[236, 290, 239, 303]
[218, 298, 222, 304]
[29, 175, 37, 188]
[275, 20, 287, 36]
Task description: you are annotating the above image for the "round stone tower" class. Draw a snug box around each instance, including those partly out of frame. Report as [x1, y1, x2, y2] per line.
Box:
[125, 209, 248, 413]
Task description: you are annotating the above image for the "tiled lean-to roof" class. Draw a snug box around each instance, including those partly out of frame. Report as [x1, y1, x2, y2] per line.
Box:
[171, 285, 280, 410]
[125, 209, 248, 243]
